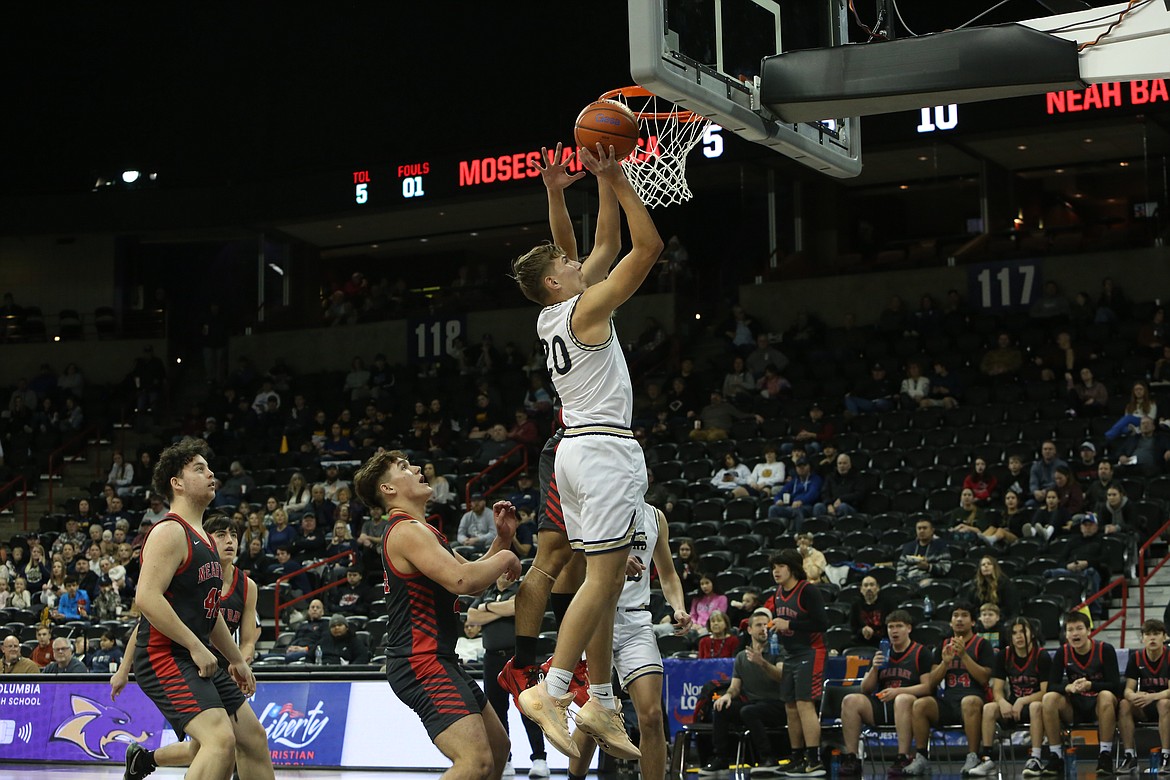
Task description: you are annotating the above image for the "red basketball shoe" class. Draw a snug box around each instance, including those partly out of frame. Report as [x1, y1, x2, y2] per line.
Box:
[540, 658, 590, 707]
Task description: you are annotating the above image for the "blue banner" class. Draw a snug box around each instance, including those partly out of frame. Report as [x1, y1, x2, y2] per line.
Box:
[663, 658, 734, 737]
[253, 681, 350, 767]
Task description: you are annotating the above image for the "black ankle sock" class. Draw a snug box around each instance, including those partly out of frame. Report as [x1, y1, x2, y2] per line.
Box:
[807, 746, 820, 764]
[143, 750, 158, 770]
[917, 749, 928, 758]
[515, 635, 538, 668]
[568, 773, 588, 780]
[550, 592, 574, 628]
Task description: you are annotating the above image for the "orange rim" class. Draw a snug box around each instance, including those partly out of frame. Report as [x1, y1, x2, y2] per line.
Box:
[599, 86, 705, 123]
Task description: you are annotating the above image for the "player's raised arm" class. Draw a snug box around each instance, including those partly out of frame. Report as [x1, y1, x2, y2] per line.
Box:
[582, 165, 621, 287]
[538, 143, 585, 263]
[395, 519, 520, 596]
[573, 144, 662, 338]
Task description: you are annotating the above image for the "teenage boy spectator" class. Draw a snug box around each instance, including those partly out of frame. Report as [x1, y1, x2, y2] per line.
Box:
[699, 611, 786, 776]
[771, 549, 829, 776]
[1037, 612, 1123, 776]
[905, 604, 994, 776]
[1118, 619, 1170, 774]
[31, 626, 53, 667]
[269, 546, 312, 595]
[971, 617, 1050, 777]
[849, 575, 895, 648]
[50, 576, 90, 623]
[839, 610, 932, 777]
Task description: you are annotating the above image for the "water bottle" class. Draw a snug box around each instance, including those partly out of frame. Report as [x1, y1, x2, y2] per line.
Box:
[923, 595, 934, 619]
[768, 630, 780, 658]
[1150, 749, 1159, 775]
[878, 639, 891, 668]
[830, 749, 840, 780]
[314, 645, 323, 665]
[1066, 746, 1077, 778]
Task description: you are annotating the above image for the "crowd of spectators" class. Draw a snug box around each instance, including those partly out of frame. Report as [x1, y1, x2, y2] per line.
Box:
[2, 274, 1169, 672]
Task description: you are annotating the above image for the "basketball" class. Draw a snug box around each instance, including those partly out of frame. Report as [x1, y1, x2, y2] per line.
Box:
[573, 100, 640, 159]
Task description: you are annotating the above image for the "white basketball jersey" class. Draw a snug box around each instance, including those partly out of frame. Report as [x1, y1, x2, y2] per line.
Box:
[536, 294, 633, 428]
[617, 503, 660, 611]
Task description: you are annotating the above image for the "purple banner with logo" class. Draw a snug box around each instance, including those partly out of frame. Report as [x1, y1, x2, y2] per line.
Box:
[0, 681, 169, 762]
[0, 680, 348, 767]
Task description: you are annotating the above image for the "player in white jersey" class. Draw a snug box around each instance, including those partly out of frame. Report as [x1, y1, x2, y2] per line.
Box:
[511, 142, 663, 760]
[566, 502, 691, 780]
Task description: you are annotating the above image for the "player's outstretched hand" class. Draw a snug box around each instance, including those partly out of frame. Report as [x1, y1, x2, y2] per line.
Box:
[495, 549, 522, 582]
[673, 610, 692, 635]
[192, 645, 219, 678]
[536, 143, 585, 190]
[110, 668, 128, 701]
[229, 660, 257, 697]
[578, 143, 622, 181]
[492, 500, 518, 542]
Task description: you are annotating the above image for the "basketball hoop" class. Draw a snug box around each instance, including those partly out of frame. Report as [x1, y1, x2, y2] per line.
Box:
[600, 86, 710, 209]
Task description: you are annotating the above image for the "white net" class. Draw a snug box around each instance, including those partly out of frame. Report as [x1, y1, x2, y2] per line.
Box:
[605, 88, 711, 209]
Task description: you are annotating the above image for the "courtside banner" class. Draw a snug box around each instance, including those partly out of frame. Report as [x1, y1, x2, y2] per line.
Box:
[0, 680, 348, 767]
[0, 678, 593, 771]
[663, 658, 733, 737]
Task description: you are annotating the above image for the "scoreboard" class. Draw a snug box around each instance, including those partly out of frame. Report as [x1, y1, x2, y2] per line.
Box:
[345, 128, 730, 208]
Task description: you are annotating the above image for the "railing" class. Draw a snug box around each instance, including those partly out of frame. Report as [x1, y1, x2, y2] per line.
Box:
[463, 444, 530, 506]
[1138, 516, 1170, 624]
[0, 475, 29, 530]
[271, 549, 358, 635]
[45, 424, 104, 510]
[1077, 576, 1128, 647]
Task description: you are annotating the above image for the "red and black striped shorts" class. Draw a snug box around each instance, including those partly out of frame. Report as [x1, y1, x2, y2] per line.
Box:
[386, 654, 487, 741]
[133, 643, 246, 740]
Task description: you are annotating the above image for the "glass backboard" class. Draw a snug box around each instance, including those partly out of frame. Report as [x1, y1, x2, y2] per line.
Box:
[629, 0, 863, 178]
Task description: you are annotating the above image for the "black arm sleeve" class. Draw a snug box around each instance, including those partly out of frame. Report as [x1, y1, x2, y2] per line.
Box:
[1092, 644, 1123, 695]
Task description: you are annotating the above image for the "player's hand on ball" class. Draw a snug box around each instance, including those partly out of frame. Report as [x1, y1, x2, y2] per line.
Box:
[579, 143, 621, 180]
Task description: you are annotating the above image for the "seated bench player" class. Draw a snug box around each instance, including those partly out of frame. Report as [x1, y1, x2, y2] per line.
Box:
[1119, 619, 1170, 774]
[971, 617, 1050, 776]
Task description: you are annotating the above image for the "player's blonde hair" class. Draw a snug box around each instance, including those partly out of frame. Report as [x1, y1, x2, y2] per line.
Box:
[512, 242, 566, 305]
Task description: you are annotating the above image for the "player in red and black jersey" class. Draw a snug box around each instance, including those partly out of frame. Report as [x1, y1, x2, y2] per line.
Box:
[204, 514, 259, 667]
[1039, 611, 1122, 777]
[973, 617, 1051, 776]
[903, 603, 994, 777]
[122, 440, 273, 780]
[1120, 619, 1170, 773]
[353, 449, 522, 779]
[769, 549, 829, 776]
[113, 512, 261, 780]
[839, 610, 932, 777]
